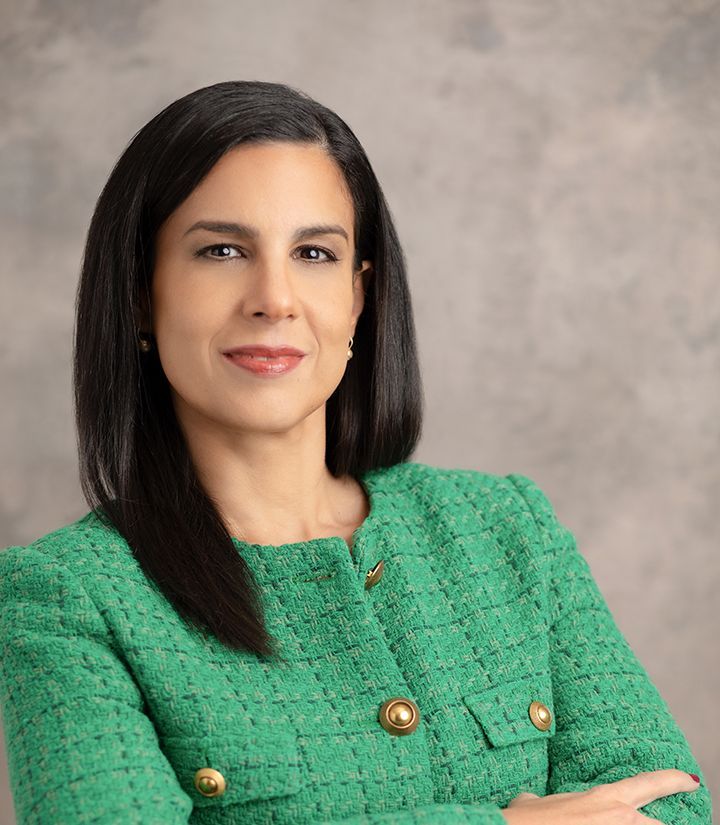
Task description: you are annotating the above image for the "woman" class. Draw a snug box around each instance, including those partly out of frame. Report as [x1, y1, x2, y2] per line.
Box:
[0, 81, 710, 824]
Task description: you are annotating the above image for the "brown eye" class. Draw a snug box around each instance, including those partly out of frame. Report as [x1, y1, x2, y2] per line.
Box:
[196, 244, 243, 259]
[297, 245, 337, 263]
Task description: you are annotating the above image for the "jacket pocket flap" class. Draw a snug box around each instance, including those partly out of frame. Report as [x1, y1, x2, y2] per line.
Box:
[161, 728, 304, 808]
[462, 671, 556, 748]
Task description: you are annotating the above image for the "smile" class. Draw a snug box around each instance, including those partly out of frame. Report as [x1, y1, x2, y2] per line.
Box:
[223, 352, 305, 377]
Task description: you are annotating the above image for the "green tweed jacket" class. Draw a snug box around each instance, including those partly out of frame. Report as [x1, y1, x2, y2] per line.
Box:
[0, 462, 711, 824]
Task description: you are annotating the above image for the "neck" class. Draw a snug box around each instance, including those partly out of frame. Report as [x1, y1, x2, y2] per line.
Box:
[173, 398, 360, 546]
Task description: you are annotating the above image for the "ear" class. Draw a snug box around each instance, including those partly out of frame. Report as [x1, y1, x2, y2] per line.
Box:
[350, 260, 373, 330]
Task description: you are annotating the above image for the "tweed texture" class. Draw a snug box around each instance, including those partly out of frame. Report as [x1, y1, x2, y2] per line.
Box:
[0, 461, 711, 824]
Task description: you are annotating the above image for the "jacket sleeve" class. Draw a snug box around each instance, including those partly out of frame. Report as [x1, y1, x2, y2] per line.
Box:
[0, 544, 194, 825]
[320, 803, 507, 824]
[507, 474, 713, 825]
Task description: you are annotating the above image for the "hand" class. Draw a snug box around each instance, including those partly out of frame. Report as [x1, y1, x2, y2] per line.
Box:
[500, 769, 700, 824]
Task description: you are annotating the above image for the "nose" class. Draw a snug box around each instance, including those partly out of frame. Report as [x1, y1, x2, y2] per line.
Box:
[242, 251, 299, 322]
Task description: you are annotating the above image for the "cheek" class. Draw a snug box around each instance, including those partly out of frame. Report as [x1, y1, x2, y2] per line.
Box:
[311, 316, 352, 361]
[153, 276, 219, 343]
[313, 289, 354, 340]
[151, 279, 228, 386]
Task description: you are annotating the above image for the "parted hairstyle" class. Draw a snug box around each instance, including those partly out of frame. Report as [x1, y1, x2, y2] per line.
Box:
[73, 80, 423, 657]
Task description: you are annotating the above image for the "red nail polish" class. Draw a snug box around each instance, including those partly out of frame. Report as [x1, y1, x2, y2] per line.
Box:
[689, 773, 700, 783]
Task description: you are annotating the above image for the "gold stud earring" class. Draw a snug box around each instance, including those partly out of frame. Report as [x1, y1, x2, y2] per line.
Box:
[347, 336, 354, 360]
[138, 333, 152, 353]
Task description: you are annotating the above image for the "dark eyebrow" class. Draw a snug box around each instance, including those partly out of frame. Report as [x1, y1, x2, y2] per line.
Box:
[183, 220, 349, 243]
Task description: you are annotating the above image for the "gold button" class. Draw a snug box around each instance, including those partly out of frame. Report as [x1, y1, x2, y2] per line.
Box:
[378, 697, 420, 735]
[365, 560, 385, 589]
[194, 767, 226, 798]
[528, 701, 552, 731]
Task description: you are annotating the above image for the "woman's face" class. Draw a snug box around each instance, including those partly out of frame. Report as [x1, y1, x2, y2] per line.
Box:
[149, 141, 372, 439]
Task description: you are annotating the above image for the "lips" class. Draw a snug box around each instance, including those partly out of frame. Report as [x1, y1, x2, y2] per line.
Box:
[222, 345, 306, 377]
[223, 345, 306, 358]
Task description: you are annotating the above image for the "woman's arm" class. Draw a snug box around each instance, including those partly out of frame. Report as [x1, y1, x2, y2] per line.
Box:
[506, 474, 712, 825]
[0, 544, 194, 824]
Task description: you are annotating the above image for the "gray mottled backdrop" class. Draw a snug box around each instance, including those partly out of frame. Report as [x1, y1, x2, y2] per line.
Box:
[1, 0, 718, 820]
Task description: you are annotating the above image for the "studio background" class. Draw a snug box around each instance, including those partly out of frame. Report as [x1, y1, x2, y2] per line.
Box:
[1, 1, 718, 821]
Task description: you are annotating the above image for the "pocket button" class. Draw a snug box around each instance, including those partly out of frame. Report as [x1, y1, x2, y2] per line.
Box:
[528, 701, 552, 731]
[194, 767, 227, 798]
[379, 697, 420, 735]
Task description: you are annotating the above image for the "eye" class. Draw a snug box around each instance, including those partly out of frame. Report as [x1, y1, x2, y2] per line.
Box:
[296, 245, 338, 264]
[195, 244, 243, 260]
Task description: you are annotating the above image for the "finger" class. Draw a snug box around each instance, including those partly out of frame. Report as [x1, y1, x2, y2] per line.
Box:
[597, 769, 700, 809]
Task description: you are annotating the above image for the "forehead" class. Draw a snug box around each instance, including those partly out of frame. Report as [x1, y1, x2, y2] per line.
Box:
[165, 141, 355, 233]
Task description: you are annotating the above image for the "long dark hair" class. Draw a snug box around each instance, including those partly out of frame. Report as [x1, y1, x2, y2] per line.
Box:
[73, 80, 423, 658]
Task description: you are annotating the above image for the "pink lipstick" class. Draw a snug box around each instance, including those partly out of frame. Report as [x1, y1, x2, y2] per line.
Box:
[222, 345, 306, 377]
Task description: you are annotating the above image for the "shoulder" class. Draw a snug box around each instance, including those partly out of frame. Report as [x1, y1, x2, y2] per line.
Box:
[367, 460, 556, 516]
[368, 461, 571, 552]
[366, 459, 503, 491]
[0, 508, 134, 582]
